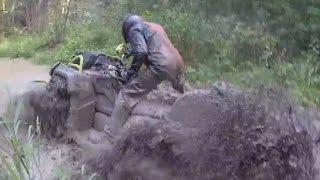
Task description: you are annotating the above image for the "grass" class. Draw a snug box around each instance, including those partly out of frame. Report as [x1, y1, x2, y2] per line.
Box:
[0, 101, 42, 180]
[0, 23, 122, 65]
[0, 33, 51, 59]
[0, 97, 102, 179]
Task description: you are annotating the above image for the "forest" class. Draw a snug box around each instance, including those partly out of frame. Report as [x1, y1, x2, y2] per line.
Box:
[0, 0, 320, 105]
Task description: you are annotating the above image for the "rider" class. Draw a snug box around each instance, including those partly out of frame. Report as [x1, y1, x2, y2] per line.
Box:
[107, 15, 185, 135]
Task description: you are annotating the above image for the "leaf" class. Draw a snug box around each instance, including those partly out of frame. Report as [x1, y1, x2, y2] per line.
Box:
[27, 126, 35, 143]
[13, 101, 22, 123]
[13, 120, 21, 138]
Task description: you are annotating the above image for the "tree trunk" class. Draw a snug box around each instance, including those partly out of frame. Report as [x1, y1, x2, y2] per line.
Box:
[62, 0, 71, 36]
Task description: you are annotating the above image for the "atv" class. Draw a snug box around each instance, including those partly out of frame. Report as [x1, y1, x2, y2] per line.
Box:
[14, 52, 319, 179]
[19, 51, 182, 147]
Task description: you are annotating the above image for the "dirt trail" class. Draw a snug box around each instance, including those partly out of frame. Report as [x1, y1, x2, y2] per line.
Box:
[0, 58, 50, 114]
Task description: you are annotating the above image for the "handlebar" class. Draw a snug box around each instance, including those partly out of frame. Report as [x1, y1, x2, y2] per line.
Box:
[68, 55, 84, 73]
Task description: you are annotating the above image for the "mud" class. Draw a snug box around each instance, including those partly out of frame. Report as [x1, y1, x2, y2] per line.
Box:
[28, 74, 70, 138]
[96, 95, 114, 116]
[89, 86, 319, 180]
[2, 58, 320, 179]
[0, 58, 82, 180]
[93, 112, 112, 131]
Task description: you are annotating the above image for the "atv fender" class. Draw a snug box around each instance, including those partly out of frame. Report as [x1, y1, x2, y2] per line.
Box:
[52, 63, 96, 131]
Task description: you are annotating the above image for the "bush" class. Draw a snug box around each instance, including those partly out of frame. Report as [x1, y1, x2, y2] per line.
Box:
[0, 33, 50, 58]
[0, 102, 41, 180]
[53, 23, 121, 63]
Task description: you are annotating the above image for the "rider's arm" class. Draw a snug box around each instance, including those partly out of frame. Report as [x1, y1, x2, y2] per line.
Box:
[128, 28, 147, 73]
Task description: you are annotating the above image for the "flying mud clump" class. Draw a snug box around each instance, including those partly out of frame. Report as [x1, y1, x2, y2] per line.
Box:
[20, 74, 70, 138]
[89, 86, 318, 180]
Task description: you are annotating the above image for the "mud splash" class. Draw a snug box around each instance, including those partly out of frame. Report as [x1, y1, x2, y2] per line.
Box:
[0, 58, 82, 180]
[89, 86, 320, 180]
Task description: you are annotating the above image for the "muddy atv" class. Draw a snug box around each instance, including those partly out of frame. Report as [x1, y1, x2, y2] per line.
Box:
[18, 51, 182, 147]
[15, 51, 320, 179]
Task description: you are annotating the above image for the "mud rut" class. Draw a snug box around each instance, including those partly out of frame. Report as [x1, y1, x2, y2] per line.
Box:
[1, 58, 320, 179]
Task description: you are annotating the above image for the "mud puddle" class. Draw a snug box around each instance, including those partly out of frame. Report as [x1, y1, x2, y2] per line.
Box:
[0, 58, 81, 179]
[0, 58, 50, 114]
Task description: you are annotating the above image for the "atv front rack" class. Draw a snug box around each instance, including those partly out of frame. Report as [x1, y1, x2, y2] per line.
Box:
[68, 55, 84, 73]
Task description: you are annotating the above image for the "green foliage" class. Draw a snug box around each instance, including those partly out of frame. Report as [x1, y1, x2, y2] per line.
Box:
[0, 102, 41, 180]
[0, 33, 51, 58]
[0, 22, 122, 64]
[53, 23, 121, 63]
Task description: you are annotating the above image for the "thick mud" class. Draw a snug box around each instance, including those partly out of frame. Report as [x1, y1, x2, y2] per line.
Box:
[24, 74, 71, 138]
[89, 86, 320, 180]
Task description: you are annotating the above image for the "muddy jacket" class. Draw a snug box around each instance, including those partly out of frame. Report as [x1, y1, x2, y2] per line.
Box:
[126, 22, 184, 81]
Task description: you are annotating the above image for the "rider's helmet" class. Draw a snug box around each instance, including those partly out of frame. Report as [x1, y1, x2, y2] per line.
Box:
[122, 15, 145, 43]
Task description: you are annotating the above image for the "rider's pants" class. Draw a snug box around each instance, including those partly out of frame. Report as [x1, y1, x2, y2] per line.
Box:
[108, 68, 184, 136]
[109, 69, 162, 133]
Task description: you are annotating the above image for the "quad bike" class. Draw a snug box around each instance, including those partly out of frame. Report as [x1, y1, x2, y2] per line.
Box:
[15, 51, 319, 179]
[18, 50, 233, 149]
[18, 51, 183, 147]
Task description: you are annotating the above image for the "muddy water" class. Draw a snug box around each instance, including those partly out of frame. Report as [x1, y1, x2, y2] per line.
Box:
[0, 58, 50, 114]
